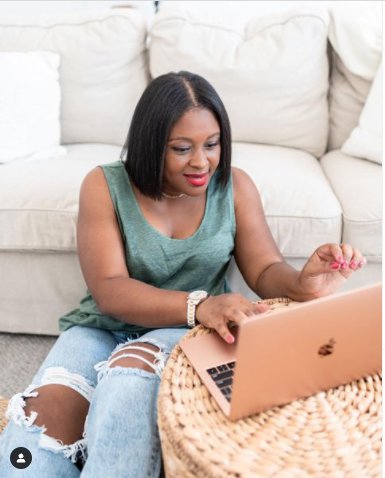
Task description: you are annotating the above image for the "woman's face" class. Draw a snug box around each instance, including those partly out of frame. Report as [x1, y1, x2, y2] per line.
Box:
[163, 107, 221, 197]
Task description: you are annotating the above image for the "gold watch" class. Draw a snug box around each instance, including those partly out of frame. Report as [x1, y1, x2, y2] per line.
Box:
[187, 290, 209, 328]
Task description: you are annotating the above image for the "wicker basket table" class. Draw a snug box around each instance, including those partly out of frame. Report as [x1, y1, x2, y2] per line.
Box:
[0, 397, 7, 434]
[158, 299, 382, 478]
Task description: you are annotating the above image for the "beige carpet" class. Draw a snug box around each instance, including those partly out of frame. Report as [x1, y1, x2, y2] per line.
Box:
[0, 332, 56, 399]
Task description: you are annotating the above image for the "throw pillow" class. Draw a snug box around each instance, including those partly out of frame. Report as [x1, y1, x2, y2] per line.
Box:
[341, 60, 382, 164]
[0, 51, 65, 164]
[328, 1, 382, 81]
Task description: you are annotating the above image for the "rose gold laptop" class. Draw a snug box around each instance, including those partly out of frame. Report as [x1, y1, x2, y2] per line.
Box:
[180, 282, 382, 421]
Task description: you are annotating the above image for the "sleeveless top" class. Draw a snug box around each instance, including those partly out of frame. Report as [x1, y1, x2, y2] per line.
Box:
[59, 160, 236, 333]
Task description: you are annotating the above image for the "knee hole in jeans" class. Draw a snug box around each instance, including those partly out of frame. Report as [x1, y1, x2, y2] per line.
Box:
[24, 383, 90, 446]
[107, 341, 167, 375]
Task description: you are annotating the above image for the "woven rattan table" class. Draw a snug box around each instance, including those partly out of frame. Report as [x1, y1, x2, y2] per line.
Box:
[0, 397, 7, 434]
[158, 299, 382, 478]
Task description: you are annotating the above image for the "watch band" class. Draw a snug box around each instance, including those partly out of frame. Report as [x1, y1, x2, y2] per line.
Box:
[187, 300, 197, 328]
[186, 292, 209, 328]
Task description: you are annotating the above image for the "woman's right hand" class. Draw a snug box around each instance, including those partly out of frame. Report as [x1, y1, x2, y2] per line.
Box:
[195, 293, 270, 344]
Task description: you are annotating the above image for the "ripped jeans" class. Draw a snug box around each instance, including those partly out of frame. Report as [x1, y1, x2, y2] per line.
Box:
[0, 324, 189, 478]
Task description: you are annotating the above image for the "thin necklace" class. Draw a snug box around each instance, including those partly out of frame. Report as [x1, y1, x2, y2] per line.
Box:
[161, 191, 186, 199]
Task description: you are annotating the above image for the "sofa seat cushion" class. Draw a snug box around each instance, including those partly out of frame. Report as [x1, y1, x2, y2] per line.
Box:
[1, 142, 343, 258]
[232, 143, 342, 258]
[0, 144, 121, 252]
[320, 150, 382, 260]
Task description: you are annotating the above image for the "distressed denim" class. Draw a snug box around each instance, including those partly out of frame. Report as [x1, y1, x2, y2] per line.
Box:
[0, 324, 189, 477]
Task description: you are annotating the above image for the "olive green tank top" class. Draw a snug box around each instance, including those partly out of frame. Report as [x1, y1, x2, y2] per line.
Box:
[59, 160, 236, 333]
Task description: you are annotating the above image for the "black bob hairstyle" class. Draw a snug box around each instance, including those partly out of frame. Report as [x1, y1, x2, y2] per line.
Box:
[120, 71, 232, 200]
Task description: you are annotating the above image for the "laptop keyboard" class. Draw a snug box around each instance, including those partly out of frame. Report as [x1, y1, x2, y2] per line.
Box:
[206, 361, 236, 402]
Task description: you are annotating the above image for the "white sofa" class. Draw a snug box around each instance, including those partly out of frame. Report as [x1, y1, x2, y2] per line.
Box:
[0, 3, 382, 335]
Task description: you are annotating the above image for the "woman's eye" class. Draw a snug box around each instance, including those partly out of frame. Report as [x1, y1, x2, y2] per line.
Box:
[172, 146, 190, 153]
[171, 142, 219, 153]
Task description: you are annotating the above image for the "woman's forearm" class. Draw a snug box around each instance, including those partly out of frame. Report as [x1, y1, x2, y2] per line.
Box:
[96, 277, 189, 327]
[255, 261, 312, 302]
[96, 262, 311, 329]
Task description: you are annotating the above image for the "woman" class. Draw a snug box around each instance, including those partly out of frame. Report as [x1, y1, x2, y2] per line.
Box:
[0, 71, 366, 477]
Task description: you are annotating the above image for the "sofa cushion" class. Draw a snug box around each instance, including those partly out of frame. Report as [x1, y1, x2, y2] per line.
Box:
[232, 143, 342, 258]
[327, 1, 382, 151]
[328, 51, 373, 151]
[150, 5, 329, 158]
[0, 9, 148, 146]
[320, 150, 382, 260]
[1, 142, 342, 258]
[328, 1, 382, 81]
[0, 144, 121, 252]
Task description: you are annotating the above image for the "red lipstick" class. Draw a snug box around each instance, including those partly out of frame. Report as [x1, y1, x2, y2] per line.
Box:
[184, 172, 209, 187]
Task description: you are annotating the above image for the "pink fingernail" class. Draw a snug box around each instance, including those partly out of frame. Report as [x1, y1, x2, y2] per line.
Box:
[349, 261, 357, 270]
[226, 334, 234, 344]
[330, 262, 340, 270]
[358, 260, 364, 267]
[341, 261, 348, 270]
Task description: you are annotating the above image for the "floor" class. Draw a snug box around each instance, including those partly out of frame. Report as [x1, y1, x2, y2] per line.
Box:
[0, 332, 56, 398]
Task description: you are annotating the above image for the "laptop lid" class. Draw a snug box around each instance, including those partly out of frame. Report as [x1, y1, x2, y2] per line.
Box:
[229, 283, 381, 421]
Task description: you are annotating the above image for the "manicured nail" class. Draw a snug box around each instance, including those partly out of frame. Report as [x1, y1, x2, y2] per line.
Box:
[341, 261, 348, 270]
[330, 262, 340, 270]
[226, 334, 235, 344]
[349, 261, 357, 270]
[358, 260, 364, 267]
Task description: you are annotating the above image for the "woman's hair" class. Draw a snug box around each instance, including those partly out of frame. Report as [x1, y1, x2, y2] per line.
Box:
[120, 71, 232, 200]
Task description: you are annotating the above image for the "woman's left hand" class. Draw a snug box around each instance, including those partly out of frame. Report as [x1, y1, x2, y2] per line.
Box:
[296, 243, 367, 299]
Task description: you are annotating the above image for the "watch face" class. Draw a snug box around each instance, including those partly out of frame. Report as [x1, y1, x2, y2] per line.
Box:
[189, 290, 208, 301]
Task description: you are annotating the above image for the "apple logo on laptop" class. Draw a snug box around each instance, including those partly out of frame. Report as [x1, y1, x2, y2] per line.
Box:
[318, 338, 336, 357]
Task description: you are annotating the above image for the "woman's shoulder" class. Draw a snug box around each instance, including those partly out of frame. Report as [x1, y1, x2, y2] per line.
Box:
[79, 166, 115, 216]
[81, 165, 108, 194]
[81, 161, 123, 191]
[231, 166, 258, 192]
[231, 166, 251, 185]
[231, 166, 261, 211]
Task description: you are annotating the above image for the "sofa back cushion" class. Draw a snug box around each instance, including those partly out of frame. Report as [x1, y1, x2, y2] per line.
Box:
[0, 9, 149, 146]
[327, 51, 373, 151]
[150, 5, 330, 158]
[341, 60, 382, 164]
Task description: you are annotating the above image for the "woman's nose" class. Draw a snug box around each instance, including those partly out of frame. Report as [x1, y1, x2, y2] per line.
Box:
[189, 148, 208, 168]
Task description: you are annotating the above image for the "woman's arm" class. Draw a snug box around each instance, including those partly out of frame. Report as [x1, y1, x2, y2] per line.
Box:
[232, 167, 305, 299]
[232, 167, 366, 301]
[77, 167, 189, 327]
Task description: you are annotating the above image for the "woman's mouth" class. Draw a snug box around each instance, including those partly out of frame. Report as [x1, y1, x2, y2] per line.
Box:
[183, 172, 209, 187]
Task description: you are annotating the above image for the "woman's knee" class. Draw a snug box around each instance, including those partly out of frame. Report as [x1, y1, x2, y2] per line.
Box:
[24, 384, 89, 445]
[96, 339, 169, 380]
[5, 367, 94, 466]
